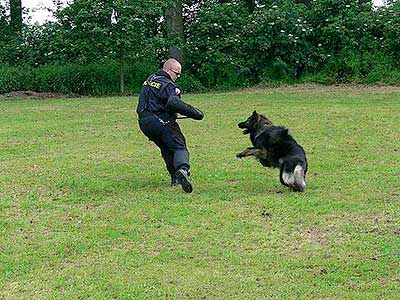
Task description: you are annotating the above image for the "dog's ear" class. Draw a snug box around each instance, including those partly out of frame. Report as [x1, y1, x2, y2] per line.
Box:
[252, 110, 259, 122]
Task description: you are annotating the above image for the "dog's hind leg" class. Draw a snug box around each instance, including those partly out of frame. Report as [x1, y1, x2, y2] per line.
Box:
[293, 165, 306, 192]
[280, 164, 306, 192]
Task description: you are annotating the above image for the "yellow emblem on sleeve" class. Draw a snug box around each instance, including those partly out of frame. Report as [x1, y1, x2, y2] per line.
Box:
[143, 81, 161, 89]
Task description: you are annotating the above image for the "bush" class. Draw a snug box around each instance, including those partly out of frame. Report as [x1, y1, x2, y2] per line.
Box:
[367, 69, 400, 86]
[262, 58, 292, 82]
[33, 62, 154, 95]
[185, 2, 251, 89]
[0, 65, 36, 93]
[299, 72, 336, 85]
[0, 61, 160, 96]
[178, 74, 206, 93]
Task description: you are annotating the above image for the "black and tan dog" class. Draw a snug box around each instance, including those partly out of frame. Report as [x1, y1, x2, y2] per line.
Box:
[236, 111, 308, 192]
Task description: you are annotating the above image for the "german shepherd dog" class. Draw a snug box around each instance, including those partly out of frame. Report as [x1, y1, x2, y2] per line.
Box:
[236, 111, 308, 192]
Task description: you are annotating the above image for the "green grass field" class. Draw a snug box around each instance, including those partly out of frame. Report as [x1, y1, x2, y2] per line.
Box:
[0, 86, 399, 299]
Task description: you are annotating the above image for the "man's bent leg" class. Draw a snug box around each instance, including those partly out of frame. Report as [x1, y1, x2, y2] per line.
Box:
[140, 118, 178, 186]
[160, 149, 178, 186]
[161, 123, 193, 193]
[173, 149, 190, 173]
[173, 149, 192, 193]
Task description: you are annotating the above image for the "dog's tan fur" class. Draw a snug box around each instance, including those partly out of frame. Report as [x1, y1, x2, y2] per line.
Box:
[236, 147, 268, 160]
[236, 114, 272, 161]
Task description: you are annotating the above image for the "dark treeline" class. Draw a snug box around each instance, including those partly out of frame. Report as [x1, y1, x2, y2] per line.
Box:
[1, 0, 399, 95]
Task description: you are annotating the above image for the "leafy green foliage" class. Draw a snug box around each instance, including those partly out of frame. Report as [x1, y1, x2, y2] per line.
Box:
[38, 0, 170, 64]
[184, 0, 400, 87]
[0, 61, 157, 95]
[185, 1, 251, 88]
[243, 1, 314, 82]
[1, 0, 400, 93]
[0, 62, 203, 95]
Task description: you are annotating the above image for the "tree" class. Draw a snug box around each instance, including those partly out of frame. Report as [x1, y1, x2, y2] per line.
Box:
[165, 0, 185, 63]
[185, 1, 251, 87]
[0, 2, 9, 62]
[0, 0, 23, 64]
[10, 0, 22, 35]
[46, 0, 168, 94]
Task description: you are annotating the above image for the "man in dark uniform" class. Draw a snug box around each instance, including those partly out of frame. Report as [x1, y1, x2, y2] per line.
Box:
[136, 58, 204, 193]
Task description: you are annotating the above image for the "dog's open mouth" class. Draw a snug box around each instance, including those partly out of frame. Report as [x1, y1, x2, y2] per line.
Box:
[238, 122, 249, 134]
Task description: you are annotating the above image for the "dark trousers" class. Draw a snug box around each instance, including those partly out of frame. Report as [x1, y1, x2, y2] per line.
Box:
[138, 115, 190, 179]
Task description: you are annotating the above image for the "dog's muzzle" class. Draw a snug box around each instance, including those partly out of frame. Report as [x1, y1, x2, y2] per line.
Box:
[238, 122, 249, 134]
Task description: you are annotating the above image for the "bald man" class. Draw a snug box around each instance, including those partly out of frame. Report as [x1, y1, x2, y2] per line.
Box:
[136, 58, 204, 193]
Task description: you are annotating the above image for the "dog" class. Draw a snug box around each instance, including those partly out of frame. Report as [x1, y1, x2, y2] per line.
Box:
[236, 111, 308, 192]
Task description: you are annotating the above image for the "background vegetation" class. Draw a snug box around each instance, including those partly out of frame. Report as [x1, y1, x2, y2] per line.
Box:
[0, 87, 399, 299]
[1, 0, 400, 95]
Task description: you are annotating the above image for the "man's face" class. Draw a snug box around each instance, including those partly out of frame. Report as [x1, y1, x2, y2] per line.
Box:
[169, 65, 182, 81]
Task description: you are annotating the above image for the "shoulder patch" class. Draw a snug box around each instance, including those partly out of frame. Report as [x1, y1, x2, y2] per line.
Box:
[143, 80, 161, 89]
[175, 87, 181, 96]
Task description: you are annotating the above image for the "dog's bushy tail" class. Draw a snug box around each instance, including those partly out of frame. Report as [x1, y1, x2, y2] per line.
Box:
[280, 162, 306, 192]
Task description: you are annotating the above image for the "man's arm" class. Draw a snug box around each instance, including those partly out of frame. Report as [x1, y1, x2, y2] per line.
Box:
[166, 96, 204, 120]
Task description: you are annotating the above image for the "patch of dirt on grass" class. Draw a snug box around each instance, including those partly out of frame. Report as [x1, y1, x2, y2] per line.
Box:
[0, 90, 82, 100]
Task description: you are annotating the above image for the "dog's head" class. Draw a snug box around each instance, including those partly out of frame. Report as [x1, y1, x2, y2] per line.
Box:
[238, 111, 273, 134]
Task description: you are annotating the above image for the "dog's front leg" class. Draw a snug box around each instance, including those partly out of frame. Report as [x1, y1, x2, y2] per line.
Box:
[236, 147, 263, 159]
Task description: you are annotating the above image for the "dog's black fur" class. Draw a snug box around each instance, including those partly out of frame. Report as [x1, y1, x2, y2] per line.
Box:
[236, 111, 308, 192]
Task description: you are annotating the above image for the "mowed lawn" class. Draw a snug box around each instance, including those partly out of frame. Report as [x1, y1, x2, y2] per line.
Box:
[0, 86, 399, 300]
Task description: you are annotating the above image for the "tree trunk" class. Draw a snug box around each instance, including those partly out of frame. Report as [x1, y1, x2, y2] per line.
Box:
[165, 0, 185, 63]
[244, 0, 256, 13]
[10, 0, 22, 34]
[119, 47, 125, 95]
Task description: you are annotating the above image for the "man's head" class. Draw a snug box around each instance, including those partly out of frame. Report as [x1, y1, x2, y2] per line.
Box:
[163, 58, 182, 81]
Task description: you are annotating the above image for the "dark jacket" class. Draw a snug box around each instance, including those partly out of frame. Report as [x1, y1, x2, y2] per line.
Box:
[137, 70, 203, 122]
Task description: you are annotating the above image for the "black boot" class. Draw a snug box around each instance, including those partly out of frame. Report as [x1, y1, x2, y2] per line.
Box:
[175, 169, 193, 193]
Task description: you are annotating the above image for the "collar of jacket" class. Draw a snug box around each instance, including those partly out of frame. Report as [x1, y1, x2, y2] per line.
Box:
[155, 69, 172, 80]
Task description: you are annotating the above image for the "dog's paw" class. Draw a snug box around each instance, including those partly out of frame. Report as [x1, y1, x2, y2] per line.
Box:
[236, 153, 244, 158]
